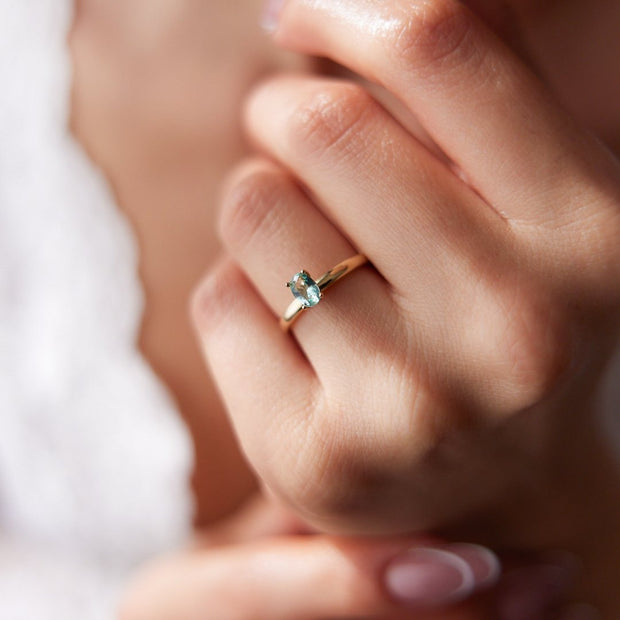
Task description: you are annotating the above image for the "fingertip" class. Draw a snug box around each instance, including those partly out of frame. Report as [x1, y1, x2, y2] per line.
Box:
[190, 257, 242, 336]
[381, 541, 504, 611]
[447, 543, 502, 590]
[382, 542, 505, 610]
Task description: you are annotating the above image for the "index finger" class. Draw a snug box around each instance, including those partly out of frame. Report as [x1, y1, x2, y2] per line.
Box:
[269, 0, 620, 227]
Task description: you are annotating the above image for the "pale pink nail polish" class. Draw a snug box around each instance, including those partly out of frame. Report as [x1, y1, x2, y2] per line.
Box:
[447, 543, 502, 589]
[261, 0, 286, 33]
[384, 548, 476, 607]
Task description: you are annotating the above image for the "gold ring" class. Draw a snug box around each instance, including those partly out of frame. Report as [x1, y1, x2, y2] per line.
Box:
[280, 254, 368, 331]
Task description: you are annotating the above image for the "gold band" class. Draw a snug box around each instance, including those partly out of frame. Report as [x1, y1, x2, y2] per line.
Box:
[280, 254, 368, 331]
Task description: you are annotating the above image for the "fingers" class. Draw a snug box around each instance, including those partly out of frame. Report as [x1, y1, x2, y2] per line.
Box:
[119, 537, 500, 620]
[192, 257, 416, 515]
[269, 0, 620, 227]
[243, 76, 507, 293]
[217, 158, 396, 382]
[191, 257, 318, 474]
[241, 77, 565, 416]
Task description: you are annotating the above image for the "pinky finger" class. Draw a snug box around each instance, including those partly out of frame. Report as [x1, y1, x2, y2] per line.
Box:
[191, 258, 318, 476]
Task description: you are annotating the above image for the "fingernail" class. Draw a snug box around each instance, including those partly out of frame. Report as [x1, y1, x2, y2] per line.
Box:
[448, 543, 502, 589]
[497, 562, 578, 620]
[261, 0, 287, 33]
[384, 547, 476, 607]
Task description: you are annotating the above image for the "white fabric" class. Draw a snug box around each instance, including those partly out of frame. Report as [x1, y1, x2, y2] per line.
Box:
[0, 2, 193, 619]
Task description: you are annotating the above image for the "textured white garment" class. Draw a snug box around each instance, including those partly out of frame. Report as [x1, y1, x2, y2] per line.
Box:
[0, 2, 193, 619]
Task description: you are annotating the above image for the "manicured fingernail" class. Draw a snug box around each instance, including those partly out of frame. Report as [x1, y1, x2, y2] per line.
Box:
[448, 543, 502, 589]
[384, 547, 476, 607]
[498, 562, 577, 620]
[261, 0, 286, 33]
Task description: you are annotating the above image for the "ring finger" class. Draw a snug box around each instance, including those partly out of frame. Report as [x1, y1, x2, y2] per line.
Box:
[242, 75, 527, 412]
[218, 157, 398, 386]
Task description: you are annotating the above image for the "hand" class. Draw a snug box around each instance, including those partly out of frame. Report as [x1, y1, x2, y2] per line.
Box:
[192, 0, 620, 610]
[120, 494, 588, 620]
[119, 494, 505, 619]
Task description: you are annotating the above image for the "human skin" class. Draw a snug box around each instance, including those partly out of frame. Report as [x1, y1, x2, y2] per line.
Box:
[120, 494, 510, 620]
[191, 0, 620, 614]
[69, 0, 620, 525]
[69, 0, 300, 523]
[69, 0, 620, 616]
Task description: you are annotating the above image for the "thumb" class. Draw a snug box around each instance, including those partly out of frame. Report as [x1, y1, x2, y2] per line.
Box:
[119, 536, 499, 620]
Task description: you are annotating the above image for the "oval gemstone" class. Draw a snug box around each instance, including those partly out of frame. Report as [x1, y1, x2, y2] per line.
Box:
[288, 271, 321, 308]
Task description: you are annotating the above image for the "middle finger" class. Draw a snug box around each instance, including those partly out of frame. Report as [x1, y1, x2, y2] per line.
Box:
[244, 74, 508, 303]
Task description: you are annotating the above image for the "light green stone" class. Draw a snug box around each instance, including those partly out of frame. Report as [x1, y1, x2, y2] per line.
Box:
[288, 271, 321, 308]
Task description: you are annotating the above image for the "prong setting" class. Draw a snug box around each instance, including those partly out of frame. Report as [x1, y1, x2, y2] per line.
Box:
[287, 271, 321, 308]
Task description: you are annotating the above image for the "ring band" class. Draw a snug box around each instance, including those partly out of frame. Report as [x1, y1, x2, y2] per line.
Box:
[280, 254, 368, 331]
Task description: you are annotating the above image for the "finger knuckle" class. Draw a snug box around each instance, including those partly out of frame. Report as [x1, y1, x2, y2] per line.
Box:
[387, 0, 477, 78]
[284, 421, 388, 522]
[296, 442, 355, 518]
[287, 83, 374, 161]
[190, 260, 237, 334]
[219, 162, 289, 251]
[490, 286, 572, 412]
